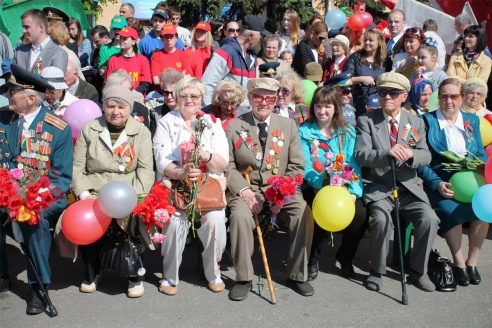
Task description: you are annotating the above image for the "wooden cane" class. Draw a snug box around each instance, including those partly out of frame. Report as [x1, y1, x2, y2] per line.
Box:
[240, 166, 276, 304]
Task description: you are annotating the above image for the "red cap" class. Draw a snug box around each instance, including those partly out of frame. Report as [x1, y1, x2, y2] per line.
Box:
[161, 24, 177, 36]
[116, 27, 138, 40]
[194, 22, 211, 32]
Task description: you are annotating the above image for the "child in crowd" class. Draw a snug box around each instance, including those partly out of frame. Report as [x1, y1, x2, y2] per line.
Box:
[409, 38, 448, 87]
[280, 50, 294, 66]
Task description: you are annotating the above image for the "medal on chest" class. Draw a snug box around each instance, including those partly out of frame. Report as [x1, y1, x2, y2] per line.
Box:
[114, 137, 136, 172]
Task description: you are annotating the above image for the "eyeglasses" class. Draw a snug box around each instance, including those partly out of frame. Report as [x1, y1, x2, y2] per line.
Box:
[405, 28, 422, 38]
[227, 28, 240, 33]
[278, 88, 292, 96]
[45, 90, 57, 95]
[177, 94, 201, 101]
[378, 89, 405, 98]
[251, 94, 277, 105]
[438, 94, 461, 101]
[316, 33, 327, 41]
[161, 90, 173, 97]
[340, 88, 352, 95]
[219, 100, 238, 108]
[466, 91, 484, 97]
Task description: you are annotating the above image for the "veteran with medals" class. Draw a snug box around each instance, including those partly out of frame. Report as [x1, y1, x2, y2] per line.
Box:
[0, 63, 73, 314]
[71, 86, 154, 298]
[225, 78, 314, 301]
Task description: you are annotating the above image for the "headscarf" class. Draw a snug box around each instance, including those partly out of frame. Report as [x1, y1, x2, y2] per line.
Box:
[408, 78, 436, 115]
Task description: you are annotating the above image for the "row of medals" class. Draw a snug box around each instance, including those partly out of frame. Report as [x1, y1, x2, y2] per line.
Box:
[114, 154, 132, 172]
[256, 135, 284, 175]
[18, 138, 51, 175]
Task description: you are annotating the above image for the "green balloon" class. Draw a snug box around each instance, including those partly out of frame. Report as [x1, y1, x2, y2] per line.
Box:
[449, 171, 486, 203]
[427, 91, 439, 112]
[302, 80, 317, 106]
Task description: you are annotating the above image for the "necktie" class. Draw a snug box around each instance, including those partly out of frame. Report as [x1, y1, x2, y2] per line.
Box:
[390, 119, 398, 147]
[258, 122, 268, 153]
[17, 116, 26, 142]
[387, 38, 395, 54]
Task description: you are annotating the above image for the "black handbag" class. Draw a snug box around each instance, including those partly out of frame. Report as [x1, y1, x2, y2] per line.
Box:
[100, 215, 144, 277]
[427, 249, 457, 292]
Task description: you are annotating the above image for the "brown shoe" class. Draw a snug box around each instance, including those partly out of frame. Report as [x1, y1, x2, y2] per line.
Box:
[159, 281, 178, 295]
[208, 281, 225, 293]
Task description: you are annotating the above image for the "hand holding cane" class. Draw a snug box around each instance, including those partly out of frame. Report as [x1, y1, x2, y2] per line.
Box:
[390, 157, 409, 305]
[240, 166, 276, 304]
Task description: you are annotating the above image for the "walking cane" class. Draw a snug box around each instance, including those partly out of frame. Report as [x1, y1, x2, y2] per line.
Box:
[240, 166, 276, 304]
[390, 157, 409, 305]
[12, 222, 58, 317]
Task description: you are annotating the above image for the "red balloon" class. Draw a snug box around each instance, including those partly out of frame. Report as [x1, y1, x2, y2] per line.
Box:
[485, 145, 492, 158]
[62, 199, 111, 245]
[485, 156, 492, 184]
[347, 14, 365, 31]
[359, 12, 373, 28]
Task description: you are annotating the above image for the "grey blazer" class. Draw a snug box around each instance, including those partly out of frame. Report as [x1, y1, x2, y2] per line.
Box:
[14, 39, 68, 74]
[355, 108, 431, 205]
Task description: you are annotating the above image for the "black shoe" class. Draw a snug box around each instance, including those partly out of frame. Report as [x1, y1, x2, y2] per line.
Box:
[466, 265, 481, 285]
[26, 286, 46, 315]
[454, 266, 470, 286]
[228, 281, 252, 301]
[286, 279, 314, 296]
[307, 262, 319, 281]
[338, 261, 356, 279]
[0, 276, 10, 293]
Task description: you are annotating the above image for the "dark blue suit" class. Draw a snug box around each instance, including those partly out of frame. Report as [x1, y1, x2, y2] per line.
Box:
[0, 107, 73, 284]
[418, 111, 486, 233]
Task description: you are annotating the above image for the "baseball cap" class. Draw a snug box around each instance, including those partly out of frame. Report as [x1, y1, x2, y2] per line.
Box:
[152, 8, 169, 20]
[110, 16, 127, 30]
[117, 27, 139, 40]
[242, 15, 271, 36]
[194, 22, 211, 32]
[161, 24, 177, 36]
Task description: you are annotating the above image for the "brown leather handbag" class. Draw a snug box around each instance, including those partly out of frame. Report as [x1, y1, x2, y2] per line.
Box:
[172, 173, 226, 212]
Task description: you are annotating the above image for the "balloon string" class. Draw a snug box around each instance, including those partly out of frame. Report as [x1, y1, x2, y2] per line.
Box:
[331, 232, 334, 248]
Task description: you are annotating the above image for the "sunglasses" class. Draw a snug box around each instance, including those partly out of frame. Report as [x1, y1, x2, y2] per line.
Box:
[340, 88, 352, 95]
[251, 94, 277, 105]
[278, 88, 292, 96]
[227, 28, 240, 33]
[161, 90, 173, 97]
[220, 100, 238, 108]
[316, 33, 327, 41]
[405, 28, 422, 38]
[438, 94, 461, 101]
[378, 89, 406, 98]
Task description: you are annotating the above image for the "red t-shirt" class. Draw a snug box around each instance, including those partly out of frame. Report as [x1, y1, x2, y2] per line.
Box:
[106, 54, 151, 90]
[184, 47, 212, 80]
[150, 49, 192, 77]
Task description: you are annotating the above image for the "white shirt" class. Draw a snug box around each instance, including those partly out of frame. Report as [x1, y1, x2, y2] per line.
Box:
[20, 106, 42, 134]
[311, 49, 318, 63]
[383, 110, 401, 135]
[29, 36, 51, 70]
[276, 101, 296, 119]
[437, 109, 467, 156]
[67, 78, 80, 96]
[475, 106, 492, 117]
[177, 26, 191, 45]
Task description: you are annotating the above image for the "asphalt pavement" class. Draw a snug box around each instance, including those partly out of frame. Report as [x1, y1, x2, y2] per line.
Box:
[0, 225, 491, 328]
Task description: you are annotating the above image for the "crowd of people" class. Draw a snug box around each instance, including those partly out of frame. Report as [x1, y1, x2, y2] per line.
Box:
[0, 0, 490, 317]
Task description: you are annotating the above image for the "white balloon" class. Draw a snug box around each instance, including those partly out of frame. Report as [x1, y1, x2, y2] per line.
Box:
[98, 181, 137, 218]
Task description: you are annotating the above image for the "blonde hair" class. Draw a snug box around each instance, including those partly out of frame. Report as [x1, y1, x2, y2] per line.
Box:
[303, 22, 328, 62]
[211, 80, 246, 105]
[48, 21, 70, 46]
[173, 76, 206, 101]
[276, 71, 304, 102]
[190, 30, 213, 51]
[281, 10, 301, 47]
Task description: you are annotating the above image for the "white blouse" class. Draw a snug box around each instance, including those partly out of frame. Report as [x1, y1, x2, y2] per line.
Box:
[436, 109, 468, 156]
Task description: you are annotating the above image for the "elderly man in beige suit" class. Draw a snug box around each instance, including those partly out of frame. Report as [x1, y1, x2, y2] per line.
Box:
[225, 77, 314, 301]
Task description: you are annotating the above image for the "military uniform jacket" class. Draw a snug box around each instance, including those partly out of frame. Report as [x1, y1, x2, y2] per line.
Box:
[0, 107, 73, 217]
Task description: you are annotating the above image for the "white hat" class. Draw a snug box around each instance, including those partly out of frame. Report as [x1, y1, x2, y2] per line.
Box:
[328, 35, 350, 50]
[40, 66, 68, 90]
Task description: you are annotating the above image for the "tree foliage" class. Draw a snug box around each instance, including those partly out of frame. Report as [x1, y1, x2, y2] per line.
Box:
[82, 0, 118, 19]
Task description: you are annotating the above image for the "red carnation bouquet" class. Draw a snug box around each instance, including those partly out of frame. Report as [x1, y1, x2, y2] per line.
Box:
[133, 181, 176, 244]
[0, 168, 58, 225]
[264, 174, 303, 230]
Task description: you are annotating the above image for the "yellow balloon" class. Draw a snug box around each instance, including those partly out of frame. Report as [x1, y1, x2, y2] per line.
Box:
[312, 186, 355, 232]
[479, 117, 492, 146]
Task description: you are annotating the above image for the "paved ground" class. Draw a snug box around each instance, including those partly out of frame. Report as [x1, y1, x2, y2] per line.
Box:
[0, 225, 491, 328]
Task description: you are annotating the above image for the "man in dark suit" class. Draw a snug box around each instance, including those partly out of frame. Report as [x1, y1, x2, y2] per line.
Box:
[355, 72, 439, 293]
[14, 9, 68, 75]
[0, 64, 73, 314]
[225, 78, 314, 301]
[385, 10, 406, 72]
[65, 59, 99, 103]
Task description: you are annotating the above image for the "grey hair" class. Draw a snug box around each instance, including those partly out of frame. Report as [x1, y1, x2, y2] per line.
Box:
[67, 58, 81, 74]
[159, 68, 184, 85]
[240, 28, 260, 37]
[24, 89, 44, 106]
[455, 13, 472, 25]
[262, 34, 282, 49]
[463, 83, 487, 100]
[104, 69, 133, 91]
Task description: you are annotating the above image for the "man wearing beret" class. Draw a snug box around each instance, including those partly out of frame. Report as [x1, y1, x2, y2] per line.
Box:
[225, 77, 314, 301]
[355, 72, 439, 292]
[0, 64, 73, 314]
[14, 9, 68, 75]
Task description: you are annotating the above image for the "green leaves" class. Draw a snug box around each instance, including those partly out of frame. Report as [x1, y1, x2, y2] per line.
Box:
[440, 150, 485, 174]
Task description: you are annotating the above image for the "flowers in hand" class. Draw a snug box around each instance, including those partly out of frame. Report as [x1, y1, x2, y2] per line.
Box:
[312, 152, 359, 187]
[264, 175, 303, 230]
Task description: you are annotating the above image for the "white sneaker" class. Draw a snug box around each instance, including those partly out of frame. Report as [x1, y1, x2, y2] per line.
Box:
[128, 281, 144, 298]
[80, 274, 102, 293]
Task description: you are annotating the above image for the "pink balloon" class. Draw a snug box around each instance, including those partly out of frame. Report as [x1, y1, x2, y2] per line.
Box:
[485, 145, 492, 158]
[359, 12, 373, 28]
[347, 14, 365, 31]
[64, 99, 102, 138]
[485, 156, 492, 184]
[62, 199, 111, 245]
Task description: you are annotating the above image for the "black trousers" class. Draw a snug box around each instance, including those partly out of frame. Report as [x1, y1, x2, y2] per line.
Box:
[302, 187, 368, 266]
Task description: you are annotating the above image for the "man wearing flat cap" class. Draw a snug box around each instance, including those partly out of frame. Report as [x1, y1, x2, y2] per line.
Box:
[355, 72, 439, 293]
[14, 9, 68, 75]
[225, 77, 314, 301]
[0, 64, 73, 314]
[202, 15, 270, 114]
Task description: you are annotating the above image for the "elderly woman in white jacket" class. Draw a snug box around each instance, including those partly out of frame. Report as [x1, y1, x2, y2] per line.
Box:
[153, 77, 229, 295]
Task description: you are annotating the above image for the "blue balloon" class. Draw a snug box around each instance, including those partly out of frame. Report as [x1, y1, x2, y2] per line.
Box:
[472, 184, 492, 223]
[325, 9, 347, 30]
